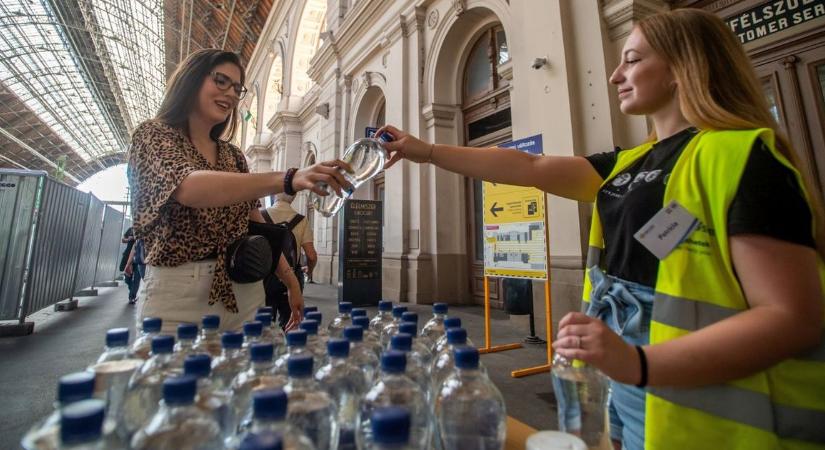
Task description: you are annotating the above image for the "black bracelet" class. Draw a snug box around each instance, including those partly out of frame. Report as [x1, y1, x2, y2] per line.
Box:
[283, 167, 297, 196]
[635, 345, 648, 388]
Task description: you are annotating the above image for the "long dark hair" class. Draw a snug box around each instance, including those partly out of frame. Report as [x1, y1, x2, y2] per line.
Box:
[154, 49, 245, 142]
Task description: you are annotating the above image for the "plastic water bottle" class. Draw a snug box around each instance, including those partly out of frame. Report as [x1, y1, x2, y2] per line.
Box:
[315, 339, 369, 450]
[351, 308, 367, 319]
[59, 399, 107, 450]
[21, 372, 96, 450]
[238, 430, 285, 450]
[352, 316, 382, 357]
[369, 301, 394, 333]
[342, 325, 379, 383]
[131, 375, 222, 449]
[550, 353, 608, 446]
[170, 323, 198, 372]
[242, 321, 265, 357]
[256, 313, 286, 356]
[303, 306, 318, 314]
[284, 355, 339, 450]
[310, 132, 393, 217]
[231, 343, 286, 433]
[435, 347, 506, 450]
[225, 389, 314, 450]
[299, 320, 327, 368]
[358, 351, 430, 449]
[419, 303, 448, 349]
[379, 306, 408, 348]
[304, 312, 329, 340]
[397, 322, 433, 369]
[96, 328, 130, 363]
[371, 406, 414, 450]
[433, 318, 474, 355]
[183, 354, 234, 440]
[194, 315, 222, 357]
[327, 302, 353, 338]
[121, 335, 178, 437]
[389, 333, 430, 397]
[431, 328, 472, 396]
[273, 330, 313, 376]
[130, 317, 162, 360]
[211, 331, 247, 390]
[380, 312, 418, 350]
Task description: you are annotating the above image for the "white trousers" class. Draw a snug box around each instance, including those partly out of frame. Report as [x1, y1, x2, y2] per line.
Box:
[136, 260, 264, 335]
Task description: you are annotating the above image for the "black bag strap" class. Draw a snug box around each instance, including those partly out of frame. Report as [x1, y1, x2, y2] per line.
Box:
[286, 214, 304, 231]
[260, 208, 275, 224]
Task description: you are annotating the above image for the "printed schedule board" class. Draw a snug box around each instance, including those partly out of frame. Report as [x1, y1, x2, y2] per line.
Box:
[482, 134, 548, 280]
[338, 199, 383, 306]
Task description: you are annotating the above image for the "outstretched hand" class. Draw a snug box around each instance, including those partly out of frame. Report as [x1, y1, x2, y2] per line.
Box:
[374, 124, 434, 169]
[292, 160, 354, 196]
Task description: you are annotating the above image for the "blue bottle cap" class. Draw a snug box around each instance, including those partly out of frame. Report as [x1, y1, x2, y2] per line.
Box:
[299, 319, 318, 335]
[250, 343, 274, 362]
[239, 431, 284, 450]
[142, 317, 162, 333]
[398, 322, 417, 336]
[433, 303, 448, 315]
[287, 355, 314, 378]
[338, 302, 353, 313]
[444, 317, 462, 329]
[253, 389, 288, 421]
[222, 331, 243, 349]
[305, 312, 322, 324]
[377, 131, 395, 144]
[162, 375, 197, 405]
[371, 406, 411, 445]
[183, 353, 212, 378]
[60, 399, 105, 445]
[286, 329, 307, 346]
[255, 313, 273, 328]
[105, 327, 129, 347]
[151, 335, 175, 354]
[244, 321, 263, 337]
[378, 300, 393, 312]
[57, 372, 95, 403]
[327, 338, 350, 358]
[454, 346, 480, 370]
[352, 316, 370, 329]
[391, 306, 408, 318]
[351, 308, 367, 317]
[390, 333, 413, 352]
[202, 315, 220, 330]
[343, 325, 363, 342]
[257, 306, 274, 315]
[400, 312, 418, 324]
[177, 323, 198, 340]
[447, 328, 468, 345]
[303, 306, 318, 313]
[381, 350, 406, 373]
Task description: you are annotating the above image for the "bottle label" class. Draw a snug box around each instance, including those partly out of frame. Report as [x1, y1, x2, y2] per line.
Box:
[377, 132, 395, 144]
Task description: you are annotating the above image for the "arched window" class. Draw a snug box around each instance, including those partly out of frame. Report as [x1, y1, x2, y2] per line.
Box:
[263, 54, 283, 125]
[463, 25, 509, 105]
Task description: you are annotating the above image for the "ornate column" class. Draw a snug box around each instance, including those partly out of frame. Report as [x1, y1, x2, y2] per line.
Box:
[600, 0, 670, 40]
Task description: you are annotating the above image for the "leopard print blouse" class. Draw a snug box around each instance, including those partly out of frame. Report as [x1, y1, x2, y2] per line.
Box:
[127, 120, 256, 313]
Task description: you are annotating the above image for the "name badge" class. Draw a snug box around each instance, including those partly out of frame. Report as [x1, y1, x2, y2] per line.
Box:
[634, 200, 699, 260]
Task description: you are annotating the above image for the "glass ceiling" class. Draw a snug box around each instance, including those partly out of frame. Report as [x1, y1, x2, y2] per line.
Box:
[0, 0, 165, 162]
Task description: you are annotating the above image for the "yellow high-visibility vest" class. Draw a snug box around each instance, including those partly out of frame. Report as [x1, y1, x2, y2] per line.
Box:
[583, 128, 825, 449]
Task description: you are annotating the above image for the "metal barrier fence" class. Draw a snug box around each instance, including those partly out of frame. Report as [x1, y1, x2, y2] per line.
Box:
[0, 169, 126, 326]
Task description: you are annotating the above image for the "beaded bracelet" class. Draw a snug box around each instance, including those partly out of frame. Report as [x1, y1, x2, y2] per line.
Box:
[283, 167, 298, 196]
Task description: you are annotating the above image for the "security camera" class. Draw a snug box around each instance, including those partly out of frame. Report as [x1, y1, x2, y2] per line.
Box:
[531, 57, 548, 70]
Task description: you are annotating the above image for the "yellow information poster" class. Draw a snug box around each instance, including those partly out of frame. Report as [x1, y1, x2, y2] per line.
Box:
[482, 135, 548, 280]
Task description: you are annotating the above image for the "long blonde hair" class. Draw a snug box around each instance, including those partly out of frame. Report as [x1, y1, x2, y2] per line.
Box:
[638, 8, 825, 258]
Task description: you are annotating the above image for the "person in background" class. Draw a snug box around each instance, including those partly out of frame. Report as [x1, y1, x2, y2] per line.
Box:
[124, 238, 146, 305]
[375, 9, 824, 450]
[119, 227, 137, 304]
[128, 49, 351, 334]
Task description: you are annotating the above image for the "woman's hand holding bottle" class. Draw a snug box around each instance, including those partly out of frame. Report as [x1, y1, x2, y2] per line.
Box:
[292, 160, 354, 196]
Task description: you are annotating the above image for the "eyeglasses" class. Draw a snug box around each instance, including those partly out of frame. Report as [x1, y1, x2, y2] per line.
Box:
[209, 71, 247, 99]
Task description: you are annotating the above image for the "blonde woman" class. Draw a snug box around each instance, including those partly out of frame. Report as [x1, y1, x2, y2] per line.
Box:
[376, 9, 824, 450]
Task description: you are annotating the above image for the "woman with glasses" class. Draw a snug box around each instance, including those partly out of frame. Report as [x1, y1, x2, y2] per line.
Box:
[128, 49, 351, 334]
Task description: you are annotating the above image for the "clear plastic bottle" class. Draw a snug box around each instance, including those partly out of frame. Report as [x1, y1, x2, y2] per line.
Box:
[433, 318, 474, 355]
[273, 330, 312, 376]
[284, 355, 339, 450]
[379, 306, 408, 348]
[120, 335, 178, 438]
[256, 312, 286, 356]
[327, 301, 353, 339]
[397, 322, 433, 370]
[358, 351, 430, 449]
[183, 353, 234, 441]
[21, 372, 96, 450]
[389, 333, 430, 397]
[169, 323, 198, 373]
[371, 406, 414, 450]
[242, 321, 265, 358]
[352, 316, 382, 358]
[550, 353, 608, 446]
[225, 389, 315, 450]
[351, 308, 367, 319]
[298, 320, 327, 369]
[342, 325, 380, 384]
[431, 328, 472, 396]
[315, 339, 369, 450]
[131, 375, 222, 450]
[211, 331, 248, 390]
[369, 301, 394, 334]
[419, 303, 448, 350]
[237, 430, 286, 450]
[310, 132, 393, 217]
[130, 317, 162, 360]
[194, 315, 222, 357]
[231, 343, 287, 433]
[381, 311, 417, 350]
[96, 328, 130, 363]
[59, 399, 107, 450]
[304, 312, 329, 341]
[435, 347, 506, 450]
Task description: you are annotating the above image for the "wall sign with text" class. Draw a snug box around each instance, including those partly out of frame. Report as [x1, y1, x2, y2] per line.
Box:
[725, 0, 825, 45]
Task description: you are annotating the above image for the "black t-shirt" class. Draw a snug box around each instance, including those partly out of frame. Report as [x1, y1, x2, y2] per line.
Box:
[585, 127, 814, 287]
